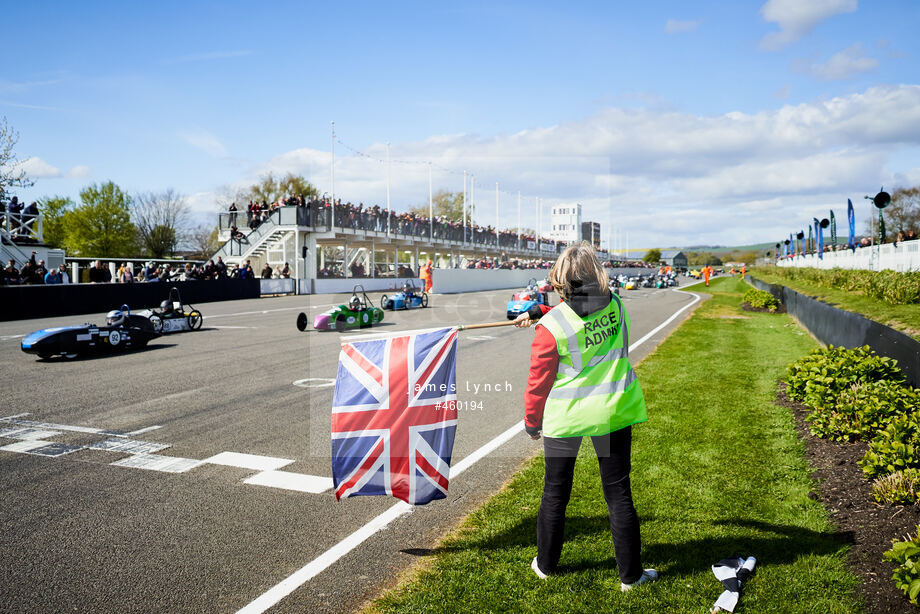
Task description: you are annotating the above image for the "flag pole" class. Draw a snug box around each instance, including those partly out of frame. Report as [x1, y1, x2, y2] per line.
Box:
[458, 320, 517, 331]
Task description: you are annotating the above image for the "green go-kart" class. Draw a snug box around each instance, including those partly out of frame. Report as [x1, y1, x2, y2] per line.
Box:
[296, 285, 385, 332]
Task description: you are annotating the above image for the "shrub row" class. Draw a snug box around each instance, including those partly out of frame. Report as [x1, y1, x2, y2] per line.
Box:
[742, 288, 780, 311]
[770, 267, 920, 305]
[785, 345, 920, 604]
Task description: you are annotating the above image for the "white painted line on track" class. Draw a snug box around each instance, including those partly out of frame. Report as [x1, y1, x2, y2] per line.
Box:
[244, 471, 334, 493]
[0, 413, 30, 421]
[194, 306, 305, 320]
[293, 378, 335, 389]
[204, 452, 295, 471]
[237, 292, 702, 614]
[210, 325, 261, 329]
[126, 425, 163, 436]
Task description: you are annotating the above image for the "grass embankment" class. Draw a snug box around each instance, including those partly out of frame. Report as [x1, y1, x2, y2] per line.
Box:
[751, 267, 920, 340]
[370, 277, 861, 614]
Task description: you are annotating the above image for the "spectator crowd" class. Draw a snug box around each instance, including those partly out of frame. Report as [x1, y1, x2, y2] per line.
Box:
[226, 195, 571, 253]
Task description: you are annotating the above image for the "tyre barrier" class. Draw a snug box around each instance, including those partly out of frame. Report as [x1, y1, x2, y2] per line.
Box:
[748, 276, 920, 387]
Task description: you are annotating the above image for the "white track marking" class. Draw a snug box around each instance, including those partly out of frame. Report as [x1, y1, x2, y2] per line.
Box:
[110, 454, 204, 473]
[204, 452, 294, 471]
[127, 425, 163, 436]
[0, 413, 30, 421]
[210, 325, 260, 329]
[0, 440, 54, 453]
[238, 290, 705, 614]
[0, 428, 63, 440]
[244, 471, 333, 493]
[293, 378, 335, 389]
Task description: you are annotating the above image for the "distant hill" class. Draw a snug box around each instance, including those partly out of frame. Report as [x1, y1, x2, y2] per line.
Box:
[663, 242, 775, 254]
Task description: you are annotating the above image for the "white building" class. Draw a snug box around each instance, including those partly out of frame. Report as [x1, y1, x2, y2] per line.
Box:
[550, 203, 582, 243]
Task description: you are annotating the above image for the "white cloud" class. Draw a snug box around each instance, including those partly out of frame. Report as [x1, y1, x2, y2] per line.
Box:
[180, 129, 229, 158]
[66, 165, 90, 178]
[664, 19, 701, 34]
[795, 43, 878, 81]
[759, 0, 858, 50]
[17, 157, 61, 178]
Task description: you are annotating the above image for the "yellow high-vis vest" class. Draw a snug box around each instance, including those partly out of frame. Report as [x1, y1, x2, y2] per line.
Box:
[537, 293, 647, 438]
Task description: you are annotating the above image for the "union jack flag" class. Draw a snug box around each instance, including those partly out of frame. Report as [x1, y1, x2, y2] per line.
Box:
[331, 327, 459, 505]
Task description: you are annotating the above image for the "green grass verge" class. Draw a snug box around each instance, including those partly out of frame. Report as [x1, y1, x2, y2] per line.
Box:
[751, 267, 920, 340]
[369, 276, 861, 614]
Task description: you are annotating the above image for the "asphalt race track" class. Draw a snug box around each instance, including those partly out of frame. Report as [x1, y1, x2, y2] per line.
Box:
[0, 285, 700, 613]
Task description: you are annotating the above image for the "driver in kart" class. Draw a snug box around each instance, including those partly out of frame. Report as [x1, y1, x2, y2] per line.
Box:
[159, 299, 175, 317]
[349, 295, 362, 311]
[106, 309, 126, 327]
[402, 281, 417, 298]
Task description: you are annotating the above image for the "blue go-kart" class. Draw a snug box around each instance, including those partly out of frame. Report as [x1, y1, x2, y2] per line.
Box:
[381, 281, 429, 310]
[506, 278, 548, 320]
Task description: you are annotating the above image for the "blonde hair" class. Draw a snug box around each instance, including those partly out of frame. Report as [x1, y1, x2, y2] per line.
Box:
[549, 242, 609, 301]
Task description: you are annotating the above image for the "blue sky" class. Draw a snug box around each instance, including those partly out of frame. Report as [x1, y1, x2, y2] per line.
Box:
[3, 0, 919, 248]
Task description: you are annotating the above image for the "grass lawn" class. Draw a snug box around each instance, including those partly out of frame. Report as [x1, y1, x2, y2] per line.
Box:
[751, 267, 920, 340]
[368, 276, 862, 614]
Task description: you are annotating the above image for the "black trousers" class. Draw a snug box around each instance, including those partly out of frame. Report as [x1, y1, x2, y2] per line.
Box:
[536, 426, 641, 583]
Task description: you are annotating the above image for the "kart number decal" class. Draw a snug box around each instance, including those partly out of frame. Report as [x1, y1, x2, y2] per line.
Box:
[347, 317, 355, 324]
[108, 330, 122, 346]
[362, 313, 369, 323]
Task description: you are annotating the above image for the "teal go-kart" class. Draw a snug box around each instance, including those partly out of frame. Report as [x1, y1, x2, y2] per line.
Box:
[506, 278, 549, 320]
[296, 285, 384, 332]
[381, 281, 429, 310]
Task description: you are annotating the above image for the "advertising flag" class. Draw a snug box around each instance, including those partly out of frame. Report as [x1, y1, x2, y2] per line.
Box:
[847, 199, 856, 251]
[331, 327, 459, 505]
[815, 218, 824, 259]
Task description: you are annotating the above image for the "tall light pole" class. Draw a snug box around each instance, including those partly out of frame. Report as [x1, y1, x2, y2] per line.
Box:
[462, 170, 467, 245]
[517, 191, 521, 251]
[495, 182, 499, 248]
[330, 121, 335, 207]
[428, 162, 433, 240]
[386, 140, 391, 237]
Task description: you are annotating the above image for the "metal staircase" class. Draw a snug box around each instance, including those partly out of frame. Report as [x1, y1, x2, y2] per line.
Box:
[0, 227, 30, 265]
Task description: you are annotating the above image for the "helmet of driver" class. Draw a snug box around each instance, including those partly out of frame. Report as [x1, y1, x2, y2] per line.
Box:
[106, 309, 125, 326]
[349, 295, 361, 310]
[160, 299, 171, 312]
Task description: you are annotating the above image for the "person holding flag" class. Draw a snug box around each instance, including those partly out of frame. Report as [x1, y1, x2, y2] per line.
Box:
[512, 242, 658, 591]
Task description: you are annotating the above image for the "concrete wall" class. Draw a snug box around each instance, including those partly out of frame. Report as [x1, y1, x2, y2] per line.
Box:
[310, 277, 424, 294]
[432, 269, 547, 294]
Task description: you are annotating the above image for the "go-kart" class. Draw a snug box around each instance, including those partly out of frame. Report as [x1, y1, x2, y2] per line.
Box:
[506, 279, 549, 320]
[381, 281, 429, 310]
[296, 285, 384, 332]
[135, 287, 203, 334]
[536, 279, 553, 294]
[21, 305, 161, 359]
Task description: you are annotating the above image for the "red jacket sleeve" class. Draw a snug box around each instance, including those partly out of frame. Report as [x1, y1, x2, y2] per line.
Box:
[524, 323, 558, 435]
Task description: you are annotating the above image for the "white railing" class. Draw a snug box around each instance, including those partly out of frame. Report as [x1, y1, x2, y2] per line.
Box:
[1, 211, 43, 243]
[776, 241, 920, 272]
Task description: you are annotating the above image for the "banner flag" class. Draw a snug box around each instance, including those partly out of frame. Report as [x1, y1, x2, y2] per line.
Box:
[847, 199, 856, 251]
[331, 326, 459, 505]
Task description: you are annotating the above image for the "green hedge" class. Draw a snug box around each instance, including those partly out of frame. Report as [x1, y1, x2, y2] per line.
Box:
[883, 527, 920, 605]
[769, 267, 920, 305]
[743, 288, 780, 311]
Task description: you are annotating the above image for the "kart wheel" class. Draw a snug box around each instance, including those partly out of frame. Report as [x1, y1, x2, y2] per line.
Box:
[62, 352, 78, 360]
[421, 293, 428, 308]
[149, 315, 163, 334]
[296, 312, 309, 332]
[334, 317, 346, 333]
[187, 311, 203, 330]
[380, 294, 389, 309]
[38, 352, 52, 360]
